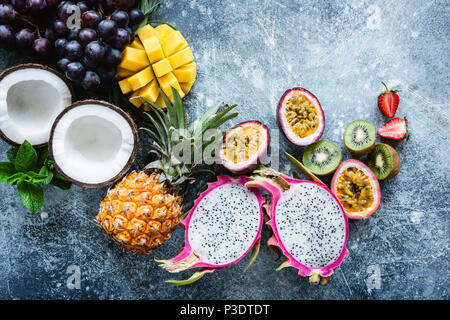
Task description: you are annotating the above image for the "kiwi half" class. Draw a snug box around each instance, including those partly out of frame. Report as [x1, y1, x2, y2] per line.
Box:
[366, 143, 400, 180]
[302, 140, 342, 176]
[344, 120, 376, 155]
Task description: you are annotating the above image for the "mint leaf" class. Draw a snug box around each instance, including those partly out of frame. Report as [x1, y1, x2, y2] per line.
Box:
[38, 166, 53, 185]
[15, 141, 38, 172]
[0, 162, 16, 182]
[17, 181, 44, 214]
[6, 148, 17, 163]
[25, 171, 52, 184]
[6, 172, 27, 185]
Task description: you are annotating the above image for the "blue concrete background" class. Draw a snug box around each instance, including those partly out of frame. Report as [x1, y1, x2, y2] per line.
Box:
[0, 0, 449, 299]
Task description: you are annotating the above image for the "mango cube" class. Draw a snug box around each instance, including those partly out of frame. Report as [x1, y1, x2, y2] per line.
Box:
[168, 47, 194, 69]
[158, 72, 185, 101]
[161, 31, 187, 57]
[129, 91, 143, 107]
[117, 67, 134, 78]
[136, 24, 156, 41]
[155, 24, 174, 41]
[127, 66, 154, 91]
[139, 80, 159, 103]
[180, 81, 195, 95]
[129, 38, 144, 50]
[152, 58, 173, 77]
[173, 62, 196, 83]
[142, 36, 165, 63]
[118, 79, 132, 94]
[118, 47, 149, 72]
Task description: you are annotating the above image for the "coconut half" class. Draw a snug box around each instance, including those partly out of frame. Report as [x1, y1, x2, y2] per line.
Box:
[49, 100, 139, 188]
[0, 64, 73, 147]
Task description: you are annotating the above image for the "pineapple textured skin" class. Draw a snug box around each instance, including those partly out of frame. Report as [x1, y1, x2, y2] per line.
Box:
[97, 171, 182, 255]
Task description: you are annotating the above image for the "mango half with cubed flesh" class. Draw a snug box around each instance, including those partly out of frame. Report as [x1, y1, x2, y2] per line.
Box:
[117, 24, 196, 109]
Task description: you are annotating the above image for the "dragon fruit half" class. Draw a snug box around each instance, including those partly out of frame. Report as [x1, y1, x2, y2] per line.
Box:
[156, 175, 265, 285]
[246, 168, 349, 285]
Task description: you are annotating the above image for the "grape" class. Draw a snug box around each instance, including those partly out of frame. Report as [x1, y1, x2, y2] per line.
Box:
[11, 0, 26, 13]
[110, 27, 129, 50]
[124, 25, 133, 43]
[57, 1, 75, 21]
[78, 27, 96, 46]
[129, 8, 144, 26]
[54, 37, 68, 56]
[76, 0, 88, 13]
[82, 56, 98, 69]
[102, 0, 115, 15]
[113, 0, 134, 12]
[15, 28, 35, 48]
[65, 61, 85, 81]
[53, 19, 67, 37]
[103, 46, 121, 67]
[96, 64, 115, 83]
[81, 10, 101, 29]
[110, 10, 129, 28]
[0, 24, 13, 47]
[56, 57, 71, 71]
[25, 0, 47, 13]
[64, 39, 83, 60]
[84, 40, 105, 62]
[81, 70, 100, 90]
[0, 4, 15, 23]
[32, 37, 50, 56]
[44, 27, 55, 42]
[67, 26, 79, 40]
[97, 19, 117, 41]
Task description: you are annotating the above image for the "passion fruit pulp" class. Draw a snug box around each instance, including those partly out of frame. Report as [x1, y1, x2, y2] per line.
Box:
[331, 159, 381, 219]
[277, 88, 325, 146]
[218, 120, 269, 173]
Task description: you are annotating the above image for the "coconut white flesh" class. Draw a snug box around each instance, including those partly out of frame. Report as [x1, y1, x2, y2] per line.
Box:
[51, 104, 135, 185]
[188, 183, 261, 266]
[0, 68, 71, 145]
[275, 183, 346, 268]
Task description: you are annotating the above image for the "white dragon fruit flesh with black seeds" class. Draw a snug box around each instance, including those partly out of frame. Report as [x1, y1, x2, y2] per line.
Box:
[246, 169, 349, 285]
[156, 176, 264, 285]
[275, 183, 346, 268]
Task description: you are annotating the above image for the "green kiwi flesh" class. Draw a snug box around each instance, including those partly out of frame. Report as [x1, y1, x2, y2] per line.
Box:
[344, 120, 376, 155]
[366, 143, 400, 180]
[285, 152, 326, 186]
[302, 140, 342, 176]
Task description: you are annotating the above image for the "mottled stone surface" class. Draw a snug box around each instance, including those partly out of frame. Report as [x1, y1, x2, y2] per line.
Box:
[0, 0, 449, 299]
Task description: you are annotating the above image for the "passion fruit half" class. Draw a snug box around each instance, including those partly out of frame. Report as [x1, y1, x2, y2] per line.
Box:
[218, 120, 269, 173]
[331, 159, 381, 219]
[277, 87, 325, 146]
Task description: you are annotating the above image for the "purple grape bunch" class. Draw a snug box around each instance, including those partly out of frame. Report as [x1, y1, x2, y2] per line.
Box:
[0, 0, 145, 91]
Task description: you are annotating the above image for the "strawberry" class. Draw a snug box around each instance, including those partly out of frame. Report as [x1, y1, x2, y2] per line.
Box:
[378, 82, 400, 118]
[378, 117, 408, 140]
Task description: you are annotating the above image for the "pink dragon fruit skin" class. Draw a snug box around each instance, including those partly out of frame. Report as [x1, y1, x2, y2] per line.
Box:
[246, 171, 349, 285]
[156, 175, 265, 285]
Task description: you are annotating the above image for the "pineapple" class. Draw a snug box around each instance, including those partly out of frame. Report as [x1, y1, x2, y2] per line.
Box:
[97, 88, 238, 254]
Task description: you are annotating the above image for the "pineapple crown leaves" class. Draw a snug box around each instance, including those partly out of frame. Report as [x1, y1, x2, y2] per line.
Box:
[139, 0, 162, 26]
[138, 1, 177, 30]
[137, 86, 238, 187]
